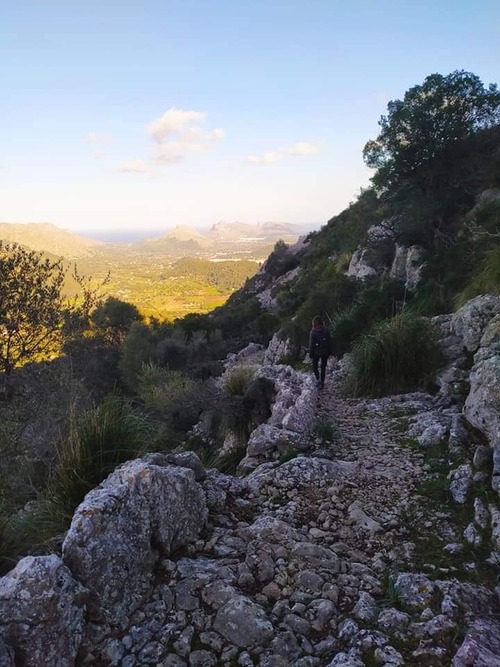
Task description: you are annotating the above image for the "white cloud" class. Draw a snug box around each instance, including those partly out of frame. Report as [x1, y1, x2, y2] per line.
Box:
[288, 141, 319, 156]
[247, 141, 320, 165]
[147, 108, 225, 165]
[148, 109, 206, 143]
[118, 109, 225, 173]
[119, 159, 149, 173]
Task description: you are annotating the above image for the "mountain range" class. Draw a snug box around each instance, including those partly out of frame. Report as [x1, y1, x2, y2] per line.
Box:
[0, 221, 302, 260]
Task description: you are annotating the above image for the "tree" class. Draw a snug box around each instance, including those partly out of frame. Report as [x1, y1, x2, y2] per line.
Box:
[92, 296, 142, 345]
[0, 242, 102, 379]
[363, 71, 500, 192]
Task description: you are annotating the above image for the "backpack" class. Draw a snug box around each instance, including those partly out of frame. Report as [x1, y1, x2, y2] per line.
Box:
[311, 327, 331, 356]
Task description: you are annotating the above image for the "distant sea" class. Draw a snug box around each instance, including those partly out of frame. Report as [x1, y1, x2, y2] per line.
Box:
[77, 222, 323, 244]
[76, 229, 166, 243]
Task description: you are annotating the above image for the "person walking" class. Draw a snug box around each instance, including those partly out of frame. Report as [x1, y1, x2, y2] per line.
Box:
[309, 315, 332, 389]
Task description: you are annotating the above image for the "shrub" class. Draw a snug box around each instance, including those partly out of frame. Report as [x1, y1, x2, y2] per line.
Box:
[312, 417, 340, 444]
[223, 365, 256, 396]
[156, 337, 189, 371]
[137, 363, 205, 432]
[119, 322, 156, 390]
[49, 396, 154, 517]
[329, 278, 408, 356]
[348, 312, 442, 397]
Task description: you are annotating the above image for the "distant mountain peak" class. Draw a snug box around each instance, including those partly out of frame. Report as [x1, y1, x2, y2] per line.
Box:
[0, 222, 102, 257]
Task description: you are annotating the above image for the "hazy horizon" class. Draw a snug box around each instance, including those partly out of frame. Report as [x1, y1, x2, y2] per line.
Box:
[75, 220, 323, 243]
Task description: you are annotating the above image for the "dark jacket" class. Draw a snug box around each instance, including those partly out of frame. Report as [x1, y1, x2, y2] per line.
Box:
[309, 325, 332, 358]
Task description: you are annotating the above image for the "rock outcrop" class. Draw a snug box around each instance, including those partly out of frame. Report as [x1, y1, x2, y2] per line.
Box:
[347, 223, 425, 290]
[62, 459, 208, 627]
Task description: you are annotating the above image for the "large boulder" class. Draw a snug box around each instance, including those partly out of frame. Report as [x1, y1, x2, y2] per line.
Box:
[453, 618, 500, 666]
[247, 456, 354, 495]
[62, 459, 207, 627]
[451, 295, 500, 354]
[0, 555, 87, 666]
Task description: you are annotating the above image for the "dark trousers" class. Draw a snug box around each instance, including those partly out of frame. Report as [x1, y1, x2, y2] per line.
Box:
[312, 355, 328, 383]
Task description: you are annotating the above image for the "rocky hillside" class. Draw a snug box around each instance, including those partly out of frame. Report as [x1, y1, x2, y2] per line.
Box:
[0, 294, 499, 665]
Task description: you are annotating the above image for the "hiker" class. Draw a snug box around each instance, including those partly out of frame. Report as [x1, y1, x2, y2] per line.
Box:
[309, 315, 332, 389]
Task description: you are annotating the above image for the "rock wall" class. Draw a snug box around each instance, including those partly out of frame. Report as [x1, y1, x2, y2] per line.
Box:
[346, 223, 425, 290]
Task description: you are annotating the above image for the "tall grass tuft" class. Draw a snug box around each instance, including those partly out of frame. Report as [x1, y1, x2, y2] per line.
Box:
[455, 246, 500, 307]
[348, 312, 442, 397]
[49, 396, 154, 517]
[223, 365, 256, 396]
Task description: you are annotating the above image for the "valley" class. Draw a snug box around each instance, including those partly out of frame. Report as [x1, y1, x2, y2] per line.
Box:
[0, 220, 304, 320]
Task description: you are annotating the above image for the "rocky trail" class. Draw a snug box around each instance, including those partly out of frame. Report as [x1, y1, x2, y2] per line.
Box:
[72, 370, 500, 666]
[1, 296, 500, 666]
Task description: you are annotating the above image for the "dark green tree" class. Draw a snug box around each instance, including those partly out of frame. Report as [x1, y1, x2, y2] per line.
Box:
[363, 70, 500, 192]
[92, 296, 142, 345]
[0, 243, 101, 378]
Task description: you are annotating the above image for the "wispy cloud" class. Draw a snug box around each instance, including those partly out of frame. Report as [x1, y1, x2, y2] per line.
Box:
[119, 159, 149, 173]
[247, 141, 320, 165]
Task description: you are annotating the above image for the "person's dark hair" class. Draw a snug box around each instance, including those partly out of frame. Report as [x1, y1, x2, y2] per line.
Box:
[312, 315, 324, 327]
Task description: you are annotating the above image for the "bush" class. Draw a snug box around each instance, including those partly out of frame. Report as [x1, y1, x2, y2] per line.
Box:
[137, 363, 205, 432]
[49, 396, 154, 517]
[348, 312, 442, 397]
[328, 278, 408, 356]
[119, 322, 156, 390]
[156, 337, 189, 371]
[223, 365, 256, 396]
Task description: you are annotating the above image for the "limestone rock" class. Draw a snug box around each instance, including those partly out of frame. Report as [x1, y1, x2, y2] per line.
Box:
[264, 334, 295, 364]
[394, 573, 438, 613]
[62, 459, 207, 627]
[453, 618, 500, 666]
[451, 295, 500, 353]
[247, 456, 354, 495]
[449, 464, 473, 504]
[0, 555, 87, 666]
[213, 596, 274, 648]
[465, 356, 500, 444]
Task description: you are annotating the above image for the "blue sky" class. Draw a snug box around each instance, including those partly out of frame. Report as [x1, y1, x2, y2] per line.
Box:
[1, 0, 499, 234]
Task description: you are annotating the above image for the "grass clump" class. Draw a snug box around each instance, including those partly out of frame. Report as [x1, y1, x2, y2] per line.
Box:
[455, 246, 500, 306]
[49, 396, 154, 518]
[347, 312, 442, 397]
[223, 364, 256, 396]
[380, 572, 404, 609]
[312, 417, 340, 444]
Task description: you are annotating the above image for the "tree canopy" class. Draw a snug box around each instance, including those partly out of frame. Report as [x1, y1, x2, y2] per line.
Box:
[0, 242, 103, 378]
[363, 70, 500, 192]
[92, 296, 142, 345]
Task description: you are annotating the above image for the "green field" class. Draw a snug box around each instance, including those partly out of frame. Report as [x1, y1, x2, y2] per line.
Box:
[77, 254, 260, 321]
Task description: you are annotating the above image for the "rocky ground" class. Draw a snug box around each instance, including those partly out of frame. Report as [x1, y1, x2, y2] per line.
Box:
[1, 344, 500, 665]
[71, 369, 500, 666]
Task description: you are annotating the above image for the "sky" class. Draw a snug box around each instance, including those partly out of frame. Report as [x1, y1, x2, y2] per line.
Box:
[0, 0, 499, 236]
